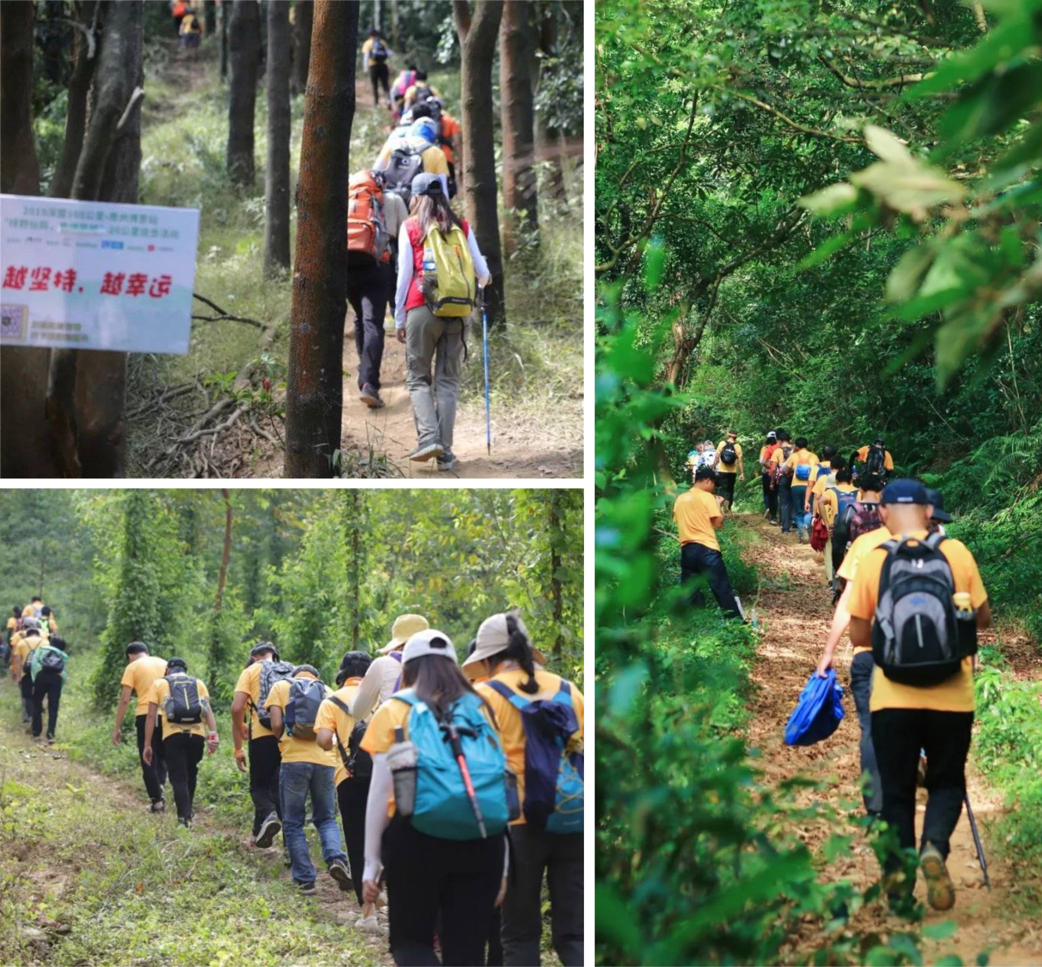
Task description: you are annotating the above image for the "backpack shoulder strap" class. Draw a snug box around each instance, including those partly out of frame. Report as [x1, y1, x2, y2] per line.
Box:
[486, 679, 531, 712]
[327, 694, 352, 717]
[925, 531, 947, 552]
[324, 695, 353, 771]
[554, 680, 574, 708]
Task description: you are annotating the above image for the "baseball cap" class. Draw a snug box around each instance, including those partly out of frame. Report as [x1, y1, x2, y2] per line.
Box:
[462, 613, 547, 678]
[881, 479, 929, 506]
[167, 657, 188, 672]
[767, 430, 777, 440]
[925, 488, 953, 523]
[402, 628, 458, 665]
[695, 465, 718, 483]
[410, 172, 444, 198]
[250, 641, 280, 661]
[379, 613, 430, 654]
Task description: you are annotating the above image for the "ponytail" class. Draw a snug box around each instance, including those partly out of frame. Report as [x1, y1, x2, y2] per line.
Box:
[499, 614, 540, 694]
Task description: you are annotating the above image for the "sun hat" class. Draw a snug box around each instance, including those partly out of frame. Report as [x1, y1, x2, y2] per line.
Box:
[402, 628, 458, 665]
[881, 479, 929, 506]
[461, 613, 547, 679]
[378, 613, 430, 655]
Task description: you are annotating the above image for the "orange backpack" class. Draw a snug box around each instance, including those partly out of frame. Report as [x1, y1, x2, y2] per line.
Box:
[348, 173, 389, 266]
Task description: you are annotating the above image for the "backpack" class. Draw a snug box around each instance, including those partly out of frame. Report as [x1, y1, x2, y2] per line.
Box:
[761, 443, 778, 470]
[38, 645, 66, 674]
[872, 533, 975, 686]
[771, 444, 794, 485]
[348, 173, 389, 267]
[284, 677, 325, 740]
[326, 694, 373, 780]
[383, 141, 426, 203]
[390, 650, 404, 693]
[486, 680, 584, 834]
[394, 689, 511, 841]
[865, 445, 887, 478]
[830, 489, 861, 549]
[164, 672, 203, 724]
[720, 441, 737, 466]
[414, 222, 477, 318]
[370, 38, 389, 62]
[413, 85, 441, 122]
[847, 501, 883, 546]
[255, 660, 295, 730]
[793, 453, 813, 482]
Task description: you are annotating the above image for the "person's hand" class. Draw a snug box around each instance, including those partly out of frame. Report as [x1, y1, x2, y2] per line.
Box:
[111, 727, 122, 746]
[495, 876, 508, 907]
[396, 328, 406, 344]
[815, 652, 834, 678]
[739, 473, 745, 482]
[207, 732, 220, 755]
[142, 745, 153, 766]
[362, 879, 381, 904]
[234, 747, 248, 772]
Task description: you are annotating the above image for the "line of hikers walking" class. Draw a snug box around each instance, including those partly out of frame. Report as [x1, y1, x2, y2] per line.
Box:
[676, 427, 993, 917]
[351, 36, 487, 471]
[5, 597, 67, 743]
[6, 606, 583, 966]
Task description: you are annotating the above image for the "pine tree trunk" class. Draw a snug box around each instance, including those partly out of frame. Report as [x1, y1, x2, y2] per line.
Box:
[499, 0, 538, 254]
[215, 489, 233, 613]
[265, 0, 291, 275]
[227, 0, 260, 186]
[535, 1, 565, 205]
[220, 0, 229, 79]
[205, 0, 216, 36]
[283, 0, 354, 477]
[291, 0, 313, 95]
[453, 0, 507, 327]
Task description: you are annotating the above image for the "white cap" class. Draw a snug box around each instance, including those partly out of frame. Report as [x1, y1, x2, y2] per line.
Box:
[461, 612, 546, 678]
[401, 628, 458, 665]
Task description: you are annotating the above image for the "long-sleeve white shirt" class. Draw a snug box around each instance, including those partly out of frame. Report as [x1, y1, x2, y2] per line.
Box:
[349, 653, 404, 722]
[394, 222, 492, 329]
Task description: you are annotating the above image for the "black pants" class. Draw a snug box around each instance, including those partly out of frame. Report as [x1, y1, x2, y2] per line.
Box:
[20, 671, 34, 722]
[31, 670, 62, 738]
[336, 776, 369, 905]
[249, 734, 282, 836]
[137, 713, 168, 804]
[383, 816, 503, 967]
[501, 826, 583, 967]
[347, 259, 391, 391]
[761, 472, 778, 520]
[716, 471, 736, 504]
[370, 62, 390, 105]
[680, 542, 741, 619]
[872, 708, 974, 873]
[165, 732, 205, 822]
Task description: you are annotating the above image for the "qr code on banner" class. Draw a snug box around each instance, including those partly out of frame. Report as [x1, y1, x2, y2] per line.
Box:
[0, 304, 28, 341]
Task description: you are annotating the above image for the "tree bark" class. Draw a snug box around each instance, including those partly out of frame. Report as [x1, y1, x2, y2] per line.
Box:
[220, 0, 229, 80]
[265, 0, 291, 274]
[215, 489, 233, 613]
[453, 1, 507, 327]
[344, 490, 361, 648]
[283, 0, 353, 477]
[205, 0, 216, 36]
[548, 491, 564, 663]
[227, 0, 260, 186]
[291, 0, 313, 96]
[499, 0, 538, 254]
[0, 0, 52, 479]
[535, 2, 566, 204]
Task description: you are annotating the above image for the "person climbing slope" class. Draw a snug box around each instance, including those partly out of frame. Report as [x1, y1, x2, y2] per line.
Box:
[375, 110, 450, 204]
[855, 438, 894, 481]
[112, 641, 169, 813]
[712, 429, 744, 513]
[394, 174, 491, 470]
[12, 618, 45, 727]
[29, 634, 68, 743]
[769, 431, 795, 533]
[759, 431, 780, 523]
[783, 438, 819, 543]
[361, 28, 393, 109]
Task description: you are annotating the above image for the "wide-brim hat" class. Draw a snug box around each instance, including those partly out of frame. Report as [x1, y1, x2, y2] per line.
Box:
[461, 613, 546, 680]
[378, 613, 429, 654]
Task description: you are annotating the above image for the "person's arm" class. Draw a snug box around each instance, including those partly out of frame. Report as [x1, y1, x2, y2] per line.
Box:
[231, 690, 250, 772]
[317, 727, 335, 751]
[112, 685, 134, 744]
[712, 452, 720, 470]
[816, 583, 854, 676]
[465, 226, 492, 287]
[363, 754, 393, 902]
[710, 512, 725, 531]
[976, 600, 992, 630]
[738, 452, 745, 480]
[203, 700, 219, 753]
[142, 703, 159, 764]
[350, 665, 382, 721]
[849, 616, 872, 650]
[394, 224, 413, 336]
[269, 703, 284, 739]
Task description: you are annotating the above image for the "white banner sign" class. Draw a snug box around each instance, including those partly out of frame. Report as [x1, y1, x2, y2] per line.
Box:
[0, 194, 199, 354]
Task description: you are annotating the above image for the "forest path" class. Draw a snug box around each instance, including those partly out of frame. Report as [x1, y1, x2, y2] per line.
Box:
[735, 513, 1042, 966]
[0, 682, 389, 965]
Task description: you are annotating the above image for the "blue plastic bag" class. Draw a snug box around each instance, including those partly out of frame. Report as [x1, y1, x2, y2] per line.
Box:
[784, 669, 845, 746]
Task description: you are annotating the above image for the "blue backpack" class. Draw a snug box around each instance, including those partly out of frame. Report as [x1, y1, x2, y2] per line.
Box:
[284, 677, 325, 741]
[784, 670, 844, 746]
[486, 679, 584, 834]
[395, 689, 510, 841]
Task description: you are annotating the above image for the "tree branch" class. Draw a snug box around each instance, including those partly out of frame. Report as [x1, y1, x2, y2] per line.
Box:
[728, 90, 861, 144]
[818, 55, 924, 90]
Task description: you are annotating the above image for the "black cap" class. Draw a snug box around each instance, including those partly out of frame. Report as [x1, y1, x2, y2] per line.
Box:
[925, 488, 953, 523]
[167, 657, 188, 672]
[250, 641, 280, 661]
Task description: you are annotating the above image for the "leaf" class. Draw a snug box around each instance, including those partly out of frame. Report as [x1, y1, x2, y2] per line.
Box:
[922, 920, 958, 941]
[886, 245, 936, 304]
[864, 125, 914, 166]
[796, 231, 857, 270]
[798, 182, 858, 216]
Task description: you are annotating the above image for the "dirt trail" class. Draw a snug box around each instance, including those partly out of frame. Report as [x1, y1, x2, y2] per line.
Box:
[738, 513, 1042, 966]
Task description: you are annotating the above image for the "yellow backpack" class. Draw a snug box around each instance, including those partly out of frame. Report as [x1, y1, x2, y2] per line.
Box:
[420, 224, 477, 318]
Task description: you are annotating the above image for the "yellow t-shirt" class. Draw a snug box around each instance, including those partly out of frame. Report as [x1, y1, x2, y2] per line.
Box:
[147, 676, 211, 741]
[6, 617, 17, 637]
[22, 603, 37, 618]
[404, 83, 439, 109]
[673, 487, 722, 551]
[819, 483, 858, 528]
[14, 632, 47, 671]
[121, 655, 169, 716]
[769, 446, 790, 469]
[856, 445, 895, 472]
[848, 531, 987, 712]
[315, 681, 362, 787]
[265, 677, 336, 767]
[232, 661, 277, 740]
[377, 141, 448, 177]
[784, 449, 819, 485]
[476, 670, 584, 826]
[715, 441, 743, 474]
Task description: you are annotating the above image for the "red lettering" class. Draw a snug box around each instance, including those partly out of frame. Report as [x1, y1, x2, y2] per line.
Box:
[52, 269, 77, 294]
[2, 266, 27, 290]
[126, 272, 148, 297]
[29, 267, 51, 291]
[148, 274, 173, 299]
[100, 272, 125, 296]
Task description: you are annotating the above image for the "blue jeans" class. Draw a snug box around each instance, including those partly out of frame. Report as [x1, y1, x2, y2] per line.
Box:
[791, 484, 810, 532]
[280, 761, 346, 885]
[850, 651, 883, 815]
[779, 480, 793, 532]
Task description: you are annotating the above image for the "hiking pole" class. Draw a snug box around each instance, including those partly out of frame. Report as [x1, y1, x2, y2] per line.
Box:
[442, 715, 488, 838]
[481, 287, 491, 455]
[964, 792, 992, 890]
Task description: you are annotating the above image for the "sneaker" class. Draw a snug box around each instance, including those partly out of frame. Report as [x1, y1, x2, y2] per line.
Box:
[256, 813, 281, 848]
[407, 442, 444, 462]
[328, 858, 353, 893]
[360, 384, 385, 409]
[920, 843, 955, 911]
[178, 817, 193, 829]
[298, 881, 317, 896]
[150, 799, 166, 814]
[436, 453, 458, 472]
[45, 735, 55, 745]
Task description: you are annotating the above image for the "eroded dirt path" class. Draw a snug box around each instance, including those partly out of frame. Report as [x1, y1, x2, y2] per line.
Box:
[737, 513, 1042, 966]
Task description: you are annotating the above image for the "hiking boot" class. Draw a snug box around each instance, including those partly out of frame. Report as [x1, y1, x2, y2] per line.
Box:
[328, 858, 353, 893]
[407, 442, 444, 462]
[360, 384, 385, 409]
[920, 843, 955, 911]
[150, 799, 166, 814]
[436, 452, 458, 472]
[298, 881, 317, 896]
[256, 812, 281, 849]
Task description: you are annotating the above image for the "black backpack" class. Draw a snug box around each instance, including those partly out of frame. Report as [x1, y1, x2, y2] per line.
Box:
[39, 646, 67, 674]
[865, 445, 886, 478]
[284, 677, 325, 740]
[164, 672, 203, 724]
[255, 660, 295, 729]
[383, 144, 425, 203]
[327, 695, 373, 780]
[872, 534, 976, 686]
[371, 38, 389, 62]
[720, 441, 737, 466]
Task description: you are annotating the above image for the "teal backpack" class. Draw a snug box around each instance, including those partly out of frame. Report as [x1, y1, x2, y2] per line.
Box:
[394, 689, 510, 841]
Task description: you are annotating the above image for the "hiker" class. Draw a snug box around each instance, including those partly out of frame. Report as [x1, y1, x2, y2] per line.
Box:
[1, 606, 19, 668]
[179, 8, 202, 48]
[768, 431, 795, 532]
[265, 664, 352, 895]
[394, 173, 491, 469]
[811, 457, 854, 591]
[112, 642, 170, 812]
[376, 108, 451, 204]
[783, 437, 819, 543]
[348, 169, 409, 411]
[22, 595, 42, 619]
[855, 438, 894, 481]
[674, 466, 743, 619]
[361, 629, 510, 967]
[316, 651, 374, 914]
[712, 429, 745, 513]
[759, 431, 780, 522]
[362, 28, 393, 108]
[231, 642, 295, 848]
[12, 618, 45, 726]
[391, 64, 418, 123]
[170, 0, 186, 36]
[30, 634, 68, 743]
[699, 438, 717, 469]
[350, 614, 429, 722]
[467, 613, 585, 967]
[399, 89, 462, 198]
[926, 488, 953, 536]
[37, 605, 58, 635]
[847, 479, 990, 913]
[143, 658, 219, 828]
[685, 444, 704, 479]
